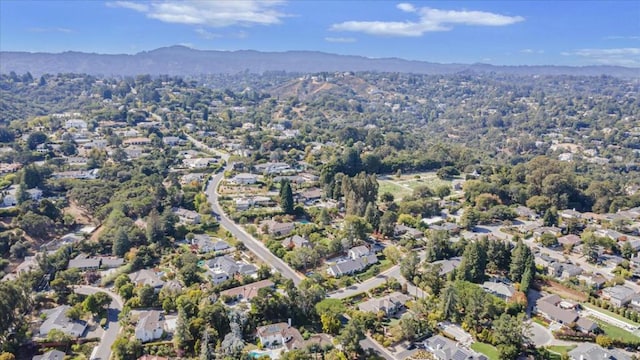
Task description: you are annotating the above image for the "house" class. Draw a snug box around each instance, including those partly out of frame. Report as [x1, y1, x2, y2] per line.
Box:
[67, 254, 101, 271]
[358, 292, 411, 317]
[534, 294, 578, 325]
[431, 257, 462, 276]
[394, 224, 424, 239]
[481, 281, 516, 300]
[282, 235, 312, 249]
[129, 269, 165, 289]
[423, 335, 487, 360]
[578, 274, 607, 290]
[559, 209, 583, 220]
[558, 234, 582, 247]
[65, 119, 87, 130]
[123, 137, 152, 146]
[183, 157, 217, 169]
[162, 136, 181, 146]
[601, 285, 637, 307]
[173, 207, 201, 225]
[230, 173, 258, 185]
[515, 205, 538, 220]
[264, 220, 295, 237]
[191, 234, 230, 253]
[39, 305, 87, 338]
[256, 322, 304, 350]
[254, 162, 293, 175]
[219, 279, 275, 302]
[576, 317, 599, 333]
[138, 356, 169, 360]
[326, 253, 378, 277]
[348, 245, 370, 260]
[299, 188, 322, 203]
[27, 187, 43, 201]
[429, 222, 460, 235]
[135, 310, 164, 343]
[33, 349, 66, 360]
[206, 256, 257, 284]
[567, 343, 630, 360]
[561, 263, 583, 279]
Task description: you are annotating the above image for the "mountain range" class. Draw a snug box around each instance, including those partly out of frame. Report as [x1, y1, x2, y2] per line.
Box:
[1, 45, 638, 78]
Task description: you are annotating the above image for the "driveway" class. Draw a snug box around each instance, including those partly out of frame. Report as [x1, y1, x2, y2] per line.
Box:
[529, 322, 552, 346]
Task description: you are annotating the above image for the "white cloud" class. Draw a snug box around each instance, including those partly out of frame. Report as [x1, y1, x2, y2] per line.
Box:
[195, 28, 222, 40]
[604, 35, 640, 41]
[109, 0, 288, 27]
[520, 49, 544, 54]
[28, 27, 73, 33]
[562, 48, 640, 66]
[324, 37, 357, 43]
[330, 3, 524, 37]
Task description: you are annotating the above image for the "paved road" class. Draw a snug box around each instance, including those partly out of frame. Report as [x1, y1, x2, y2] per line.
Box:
[329, 264, 427, 300]
[361, 336, 396, 360]
[75, 286, 124, 360]
[205, 167, 304, 285]
[529, 322, 552, 346]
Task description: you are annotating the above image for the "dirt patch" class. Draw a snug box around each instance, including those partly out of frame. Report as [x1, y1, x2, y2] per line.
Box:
[537, 279, 588, 302]
[63, 200, 93, 225]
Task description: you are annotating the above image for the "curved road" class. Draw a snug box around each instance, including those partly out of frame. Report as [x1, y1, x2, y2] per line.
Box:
[75, 285, 124, 360]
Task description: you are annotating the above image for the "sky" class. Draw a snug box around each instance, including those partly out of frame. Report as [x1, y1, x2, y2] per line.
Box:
[1, 0, 639, 67]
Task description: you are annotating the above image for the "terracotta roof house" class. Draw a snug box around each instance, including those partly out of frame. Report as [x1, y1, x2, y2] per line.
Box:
[220, 280, 275, 302]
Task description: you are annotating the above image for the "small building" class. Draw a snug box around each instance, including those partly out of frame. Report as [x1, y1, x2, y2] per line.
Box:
[601, 285, 637, 307]
[33, 349, 66, 360]
[558, 234, 582, 247]
[135, 310, 164, 343]
[481, 281, 515, 300]
[173, 207, 201, 225]
[534, 294, 578, 325]
[567, 343, 630, 360]
[256, 322, 304, 350]
[358, 292, 411, 317]
[129, 269, 165, 290]
[39, 305, 87, 338]
[423, 335, 487, 360]
[229, 173, 258, 185]
[219, 280, 275, 302]
[282, 235, 312, 249]
[264, 220, 295, 237]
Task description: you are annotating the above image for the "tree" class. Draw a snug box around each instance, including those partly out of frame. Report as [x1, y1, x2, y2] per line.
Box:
[174, 307, 193, 351]
[460, 207, 480, 230]
[457, 241, 487, 283]
[400, 252, 420, 283]
[383, 245, 402, 265]
[539, 233, 558, 248]
[343, 215, 371, 242]
[280, 179, 295, 215]
[434, 185, 451, 199]
[146, 209, 165, 246]
[399, 313, 418, 341]
[440, 283, 459, 322]
[112, 336, 142, 360]
[364, 202, 380, 230]
[493, 313, 528, 358]
[337, 318, 365, 358]
[112, 228, 131, 257]
[510, 240, 533, 283]
[621, 241, 636, 259]
[280, 350, 312, 360]
[379, 210, 398, 238]
[542, 207, 558, 227]
[26, 131, 47, 150]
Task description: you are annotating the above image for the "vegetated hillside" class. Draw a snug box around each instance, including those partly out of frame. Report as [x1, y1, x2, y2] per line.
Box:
[1, 45, 639, 78]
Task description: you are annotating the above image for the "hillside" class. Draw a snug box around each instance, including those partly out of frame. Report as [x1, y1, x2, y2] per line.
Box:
[1, 46, 638, 78]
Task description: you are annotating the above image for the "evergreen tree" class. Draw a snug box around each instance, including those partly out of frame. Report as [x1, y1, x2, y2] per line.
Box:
[199, 328, 213, 360]
[364, 202, 380, 230]
[280, 179, 294, 215]
[457, 241, 487, 283]
[543, 207, 558, 227]
[510, 240, 533, 283]
[112, 228, 131, 257]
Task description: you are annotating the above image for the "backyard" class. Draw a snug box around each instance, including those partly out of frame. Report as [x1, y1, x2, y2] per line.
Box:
[378, 172, 453, 201]
[470, 342, 499, 360]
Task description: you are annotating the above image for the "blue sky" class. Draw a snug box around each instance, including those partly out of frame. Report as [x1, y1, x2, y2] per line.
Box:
[1, 1, 639, 66]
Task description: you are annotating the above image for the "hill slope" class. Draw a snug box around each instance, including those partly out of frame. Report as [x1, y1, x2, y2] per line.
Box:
[1, 46, 638, 77]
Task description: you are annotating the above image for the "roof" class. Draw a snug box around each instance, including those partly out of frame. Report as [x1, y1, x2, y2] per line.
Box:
[558, 234, 582, 246]
[220, 280, 275, 300]
[432, 257, 462, 276]
[481, 281, 516, 299]
[282, 235, 310, 248]
[129, 269, 165, 288]
[536, 297, 578, 324]
[136, 310, 162, 333]
[33, 349, 66, 360]
[138, 356, 169, 360]
[576, 317, 598, 331]
[358, 292, 412, 313]
[602, 285, 637, 300]
[568, 343, 630, 360]
[349, 245, 370, 258]
[424, 335, 487, 360]
[40, 305, 87, 337]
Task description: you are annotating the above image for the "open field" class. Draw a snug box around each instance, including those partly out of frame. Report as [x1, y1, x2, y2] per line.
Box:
[378, 172, 452, 201]
[546, 345, 576, 360]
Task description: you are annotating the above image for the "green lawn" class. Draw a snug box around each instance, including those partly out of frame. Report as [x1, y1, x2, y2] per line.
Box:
[582, 302, 640, 327]
[546, 345, 576, 356]
[592, 318, 640, 342]
[470, 342, 499, 360]
[378, 180, 413, 200]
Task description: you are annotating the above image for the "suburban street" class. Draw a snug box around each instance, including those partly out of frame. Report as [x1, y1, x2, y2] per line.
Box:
[74, 285, 124, 360]
[330, 264, 427, 300]
[205, 167, 304, 285]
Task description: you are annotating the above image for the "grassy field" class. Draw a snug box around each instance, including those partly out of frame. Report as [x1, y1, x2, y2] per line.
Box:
[582, 302, 640, 327]
[470, 342, 499, 360]
[378, 172, 452, 201]
[592, 318, 640, 342]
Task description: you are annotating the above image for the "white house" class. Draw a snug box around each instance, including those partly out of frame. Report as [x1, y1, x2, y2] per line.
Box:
[135, 310, 164, 343]
[230, 173, 258, 185]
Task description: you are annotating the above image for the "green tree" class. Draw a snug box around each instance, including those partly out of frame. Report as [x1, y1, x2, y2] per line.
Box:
[364, 202, 380, 230]
[457, 241, 487, 283]
[493, 313, 528, 358]
[510, 240, 533, 283]
[112, 228, 131, 257]
[542, 207, 558, 227]
[400, 252, 420, 283]
[280, 179, 295, 215]
[337, 318, 365, 358]
[379, 210, 398, 238]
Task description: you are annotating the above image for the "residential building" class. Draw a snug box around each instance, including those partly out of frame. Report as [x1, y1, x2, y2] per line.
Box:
[423, 335, 487, 360]
[135, 310, 164, 343]
[567, 343, 630, 360]
[206, 256, 257, 284]
[534, 294, 579, 325]
[191, 234, 230, 253]
[358, 292, 411, 317]
[229, 173, 258, 185]
[33, 350, 66, 360]
[219, 280, 275, 302]
[481, 281, 515, 300]
[129, 269, 165, 290]
[327, 250, 378, 277]
[173, 207, 201, 225]
[558, 234, 582, 247]
[601, 285, 637, 307]
[431, 257, 462, 276]
[282, 235, 312, 249]
[39, 305, 87, 338]
[264, 220, 295, 237]
[348, 246, 370, 260]
[256, 322, 304, 350]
